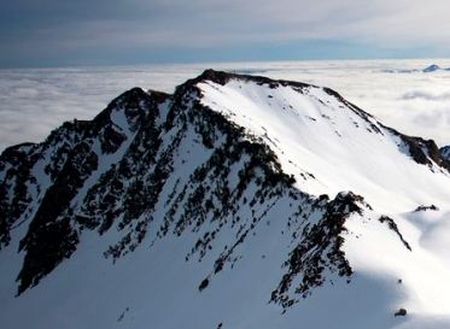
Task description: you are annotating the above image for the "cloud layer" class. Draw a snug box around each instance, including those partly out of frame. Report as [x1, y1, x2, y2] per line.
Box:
[1, 59, 450, 152]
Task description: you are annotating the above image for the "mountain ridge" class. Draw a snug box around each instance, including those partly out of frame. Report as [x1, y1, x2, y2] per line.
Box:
[1, 69, 450, 329]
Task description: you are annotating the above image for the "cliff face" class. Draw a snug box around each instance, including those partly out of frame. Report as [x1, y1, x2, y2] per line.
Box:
[1, 70, 450, 329]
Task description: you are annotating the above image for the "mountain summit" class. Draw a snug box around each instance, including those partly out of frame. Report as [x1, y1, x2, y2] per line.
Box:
[1, 70, 450, 329]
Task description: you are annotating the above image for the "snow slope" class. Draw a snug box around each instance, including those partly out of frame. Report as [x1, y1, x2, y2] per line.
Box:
[197, 74, 450, 212]
[1, 70, 450, 329]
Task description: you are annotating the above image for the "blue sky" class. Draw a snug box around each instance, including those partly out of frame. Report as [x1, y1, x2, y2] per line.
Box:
[1, 0, 450, 68]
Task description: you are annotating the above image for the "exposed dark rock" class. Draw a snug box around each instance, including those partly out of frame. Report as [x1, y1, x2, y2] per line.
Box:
[199, 278, 209, 291]
[394, 308, 407, 317]
[0, 144, 38, 247]
[384, 127, 450, 172]
[414, 204, 439, 212]
[440, 145, 450, 161]
[270, 192, 366, 309]
[378, 216, 412, 251]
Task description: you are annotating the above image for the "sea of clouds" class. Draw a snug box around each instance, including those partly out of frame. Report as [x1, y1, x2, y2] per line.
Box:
[1, 59, 450, 152]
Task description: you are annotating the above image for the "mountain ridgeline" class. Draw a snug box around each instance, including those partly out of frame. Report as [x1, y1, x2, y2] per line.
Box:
[1, 70, 450, 329]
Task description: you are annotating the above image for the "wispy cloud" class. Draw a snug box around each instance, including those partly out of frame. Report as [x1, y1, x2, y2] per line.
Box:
[401, 91, 450, 101]
[1, 1, 450, 66]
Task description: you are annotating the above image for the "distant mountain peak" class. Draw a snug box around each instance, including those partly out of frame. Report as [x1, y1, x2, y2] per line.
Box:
[423, 64, 441, 72]
[383, 63, 450, 73]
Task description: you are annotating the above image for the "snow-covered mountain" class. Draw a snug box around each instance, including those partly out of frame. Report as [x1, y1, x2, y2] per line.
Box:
[383, 64, 450, 73]
[422, 64, 442, 73]
[1, 69, 450, 329]
[422, 64, 450, 73]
